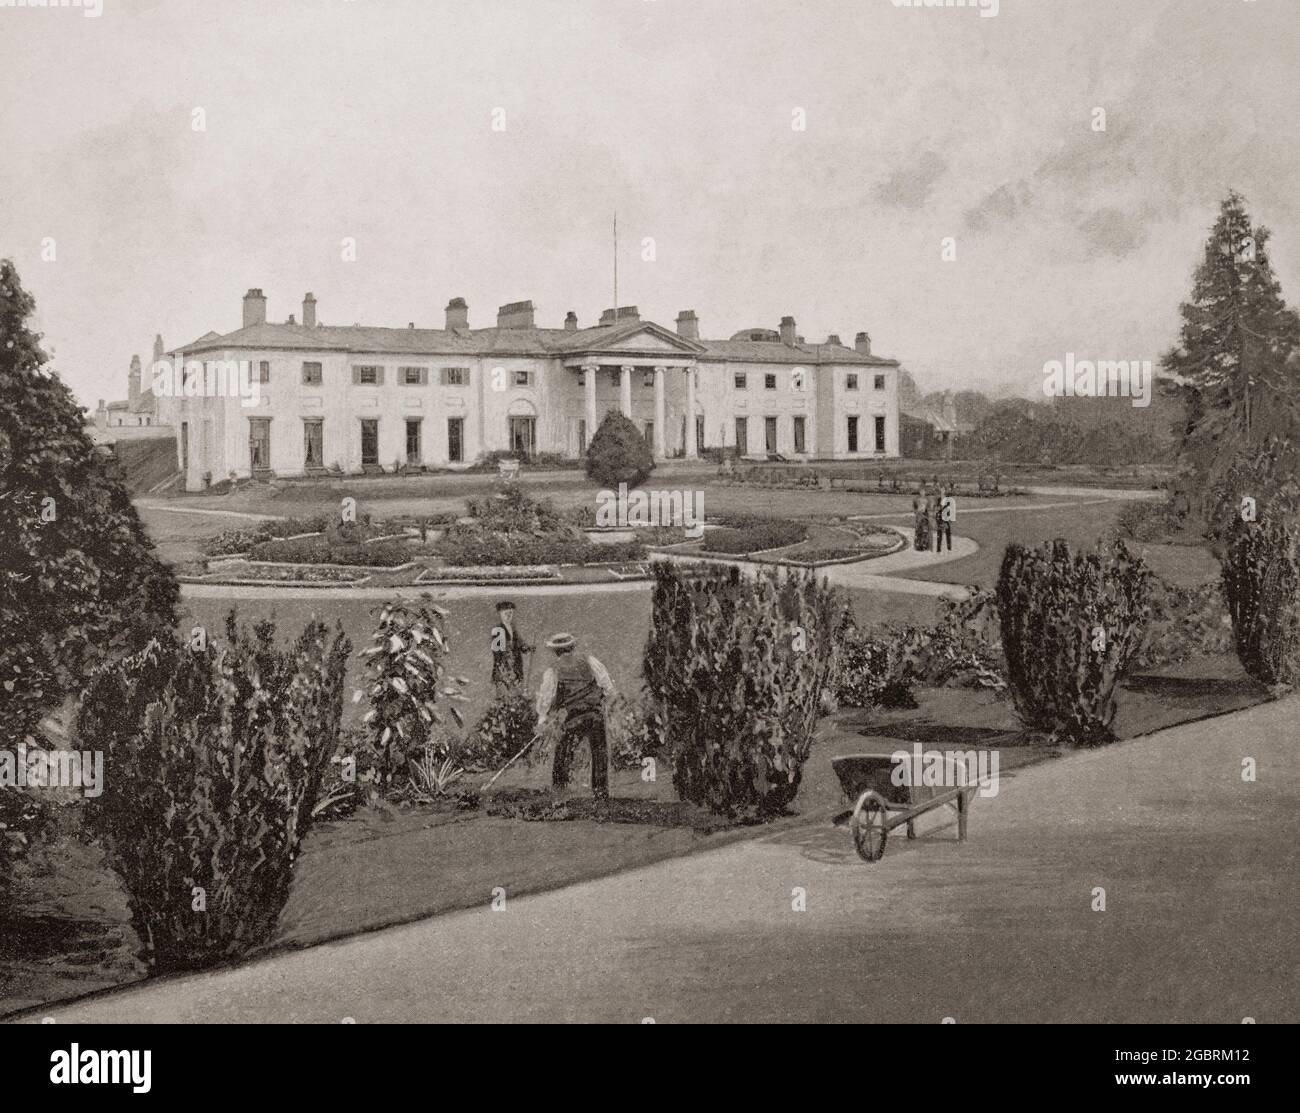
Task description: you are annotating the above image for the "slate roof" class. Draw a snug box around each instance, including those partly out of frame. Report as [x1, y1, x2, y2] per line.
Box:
[175, 318, 899, 366]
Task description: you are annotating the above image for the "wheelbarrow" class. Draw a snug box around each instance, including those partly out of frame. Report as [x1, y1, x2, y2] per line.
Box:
[831, 752, 977, 862]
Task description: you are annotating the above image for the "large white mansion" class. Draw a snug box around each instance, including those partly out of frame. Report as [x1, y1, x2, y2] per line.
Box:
[170, 290, 901, 491]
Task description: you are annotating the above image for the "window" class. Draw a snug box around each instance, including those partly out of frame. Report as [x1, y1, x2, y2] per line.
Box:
[514, 370, 533, 387]
[764, 373, 777, 390]
[401, 366, 428, 386]
[257, 360, 270, 384]
[644, 421, 654, 447]
[405, 418, 422, 464]
[303, 419, 324, 469]
[249, 418, 271, 469]
[447, 417, 464, 463]
[764, 416, 777, 453]
[642, 370, 655, 388]
[875, 415, 887, 453]
[846, 373, 859, 391]
[441, 367, 468, 386]
[874, 374, 886, 391]
[302, 362, 323, 385]
[360, 419, 379, 466]
[793, 416, 806, 454]
[847, 416, 859, 453]
[508, 415, 536, 457]
[734, 373, 747, 390]
[735, 417, 748, 454]
[354, 365, 383, 385]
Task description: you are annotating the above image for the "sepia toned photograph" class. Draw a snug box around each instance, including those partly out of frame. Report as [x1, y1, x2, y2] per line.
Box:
[0, 0, 1295, 1076]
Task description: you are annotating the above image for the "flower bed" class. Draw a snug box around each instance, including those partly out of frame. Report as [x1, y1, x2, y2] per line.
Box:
[184, 562, 371, 585]
[435, 532, 646, 567]
[416, 565, 562, 584]
[248, 536, 414, 567]
[698, 519, 808, 556]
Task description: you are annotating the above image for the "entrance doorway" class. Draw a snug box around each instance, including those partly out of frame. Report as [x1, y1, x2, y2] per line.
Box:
[508, 415, 536, 458]
[249, 418, 271, 471]
[303, 419, 323, 469]
[764, 416, 778, 454]
[360, 419, 379, 467]
[405, 418, 422, 465]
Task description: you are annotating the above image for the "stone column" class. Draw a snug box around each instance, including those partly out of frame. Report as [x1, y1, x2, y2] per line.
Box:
[583, 364, 598, 445]
[619, 365, 633, 418]
[684, 366, 698, 457]
[653, 366, 667, 459]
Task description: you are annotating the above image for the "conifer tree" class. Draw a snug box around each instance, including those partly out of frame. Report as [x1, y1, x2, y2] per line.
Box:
[0, 259, 179, 742]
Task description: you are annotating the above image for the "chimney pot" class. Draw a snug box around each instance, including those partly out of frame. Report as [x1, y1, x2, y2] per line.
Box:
[675, 310, 699, 341]
[287, 314, 296, 325]
[779, 316, 797, 346]
[497, 300, 536, 329]
[564, 311, 578, 331]
[242, 288, 268, 328]
[302, 292, 317, 328]
[445, 297, 469, 330]
[855, 331, 872, 356]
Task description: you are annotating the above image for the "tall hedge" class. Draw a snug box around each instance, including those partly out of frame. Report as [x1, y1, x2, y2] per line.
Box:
[996, 539, 1152, 745]
[585, 410, 654, 489]
[0, 258, 178, 740]
[75, 616, 350, 972]
[644, 563, 842, 817]
[1220, 516, 1300, 688]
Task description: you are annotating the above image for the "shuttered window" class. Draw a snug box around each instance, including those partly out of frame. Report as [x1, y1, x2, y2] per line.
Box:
[353, 365, 385, 385]
[400, 366, 429, 386]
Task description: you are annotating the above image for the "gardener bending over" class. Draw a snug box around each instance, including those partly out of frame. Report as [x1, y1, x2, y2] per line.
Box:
[535, 633, 616, 800]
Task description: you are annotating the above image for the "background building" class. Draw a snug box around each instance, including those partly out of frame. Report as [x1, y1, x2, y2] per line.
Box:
[172, 290, 901, 491]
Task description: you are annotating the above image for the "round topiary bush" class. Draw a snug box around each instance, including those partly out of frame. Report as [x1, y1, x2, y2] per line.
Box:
[585, 411, 654, 489]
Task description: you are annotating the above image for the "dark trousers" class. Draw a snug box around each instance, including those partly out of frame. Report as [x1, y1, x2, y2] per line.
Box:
[935, 522, 952, 551]
[551, 715, 609, 799]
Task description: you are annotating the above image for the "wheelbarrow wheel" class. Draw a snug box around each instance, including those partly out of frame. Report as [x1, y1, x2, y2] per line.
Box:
[850, 791, 888, 862]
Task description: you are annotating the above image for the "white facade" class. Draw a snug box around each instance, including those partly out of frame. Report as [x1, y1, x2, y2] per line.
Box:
[171, 293, 901, 491]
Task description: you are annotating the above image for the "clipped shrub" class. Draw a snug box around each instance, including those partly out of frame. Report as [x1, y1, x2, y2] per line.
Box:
[644, 563, 842, 817]
[1220, 516, 1300, 688]
[996, 538, 1153, 745]
[358, 596, 469, 793]
[458, 691, 538, 772]
[75, 616, 350, 972]
[585, 411, 654, 489]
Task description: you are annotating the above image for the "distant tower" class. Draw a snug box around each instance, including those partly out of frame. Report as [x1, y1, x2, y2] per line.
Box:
[152, 333, 165, 365]
[128, 354, 142, 410]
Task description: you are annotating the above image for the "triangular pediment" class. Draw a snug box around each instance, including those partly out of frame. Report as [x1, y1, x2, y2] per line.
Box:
[567, 320, 705, 356]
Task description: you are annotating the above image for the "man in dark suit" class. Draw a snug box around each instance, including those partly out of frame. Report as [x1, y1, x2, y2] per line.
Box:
[490, 600, 533, 693]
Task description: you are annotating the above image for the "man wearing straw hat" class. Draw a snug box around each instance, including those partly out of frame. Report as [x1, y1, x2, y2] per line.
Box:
[535, 633, 616, 800]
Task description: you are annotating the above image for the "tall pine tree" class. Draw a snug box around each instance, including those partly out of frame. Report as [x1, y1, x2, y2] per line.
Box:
[0, 259, 179, 743]
[1164, 191, 1300, 484]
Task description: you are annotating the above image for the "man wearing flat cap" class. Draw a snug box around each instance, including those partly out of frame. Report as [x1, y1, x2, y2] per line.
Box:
[490, 600, 533, 694]
[535, 633, 616, 800]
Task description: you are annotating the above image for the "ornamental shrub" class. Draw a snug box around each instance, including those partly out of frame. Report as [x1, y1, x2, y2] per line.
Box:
[585, 411, 654, 489]
[75, 616, 350, 972]
[996, 538, 1152, 745]
[1220, 515, 1300, 688]
[644, 563, 842, 817]
[458, 691, 538, 773]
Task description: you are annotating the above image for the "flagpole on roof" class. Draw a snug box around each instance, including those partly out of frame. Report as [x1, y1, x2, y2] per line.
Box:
[613, 211, 619, 314]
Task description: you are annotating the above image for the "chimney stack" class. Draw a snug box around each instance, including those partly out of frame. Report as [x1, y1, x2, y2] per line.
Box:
[827, 334, 842, 347]
[564, 311, 578, 331]
[779, 315, 797, 346]
[497, 300, 535, 329]
[152, 334, 165, 362]
[287, 313, 296, 325]
[302, 293, 317, 328]
[445, 297, 469, 330]
[675, 310, 699, 341]
[599, 308, 617, 326]
[128, 355, 142, 408]
[243, 288, 267, 328]
[855, 331, 872, 356]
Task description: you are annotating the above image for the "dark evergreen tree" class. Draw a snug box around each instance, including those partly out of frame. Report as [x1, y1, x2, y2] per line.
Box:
[584, 410, 655, 489]
[0, 259, 179, 743]
[1163, 192, 1300, 492]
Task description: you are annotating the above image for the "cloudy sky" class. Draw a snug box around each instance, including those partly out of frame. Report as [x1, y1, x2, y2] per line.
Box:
[2, 0, 1298, 409]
